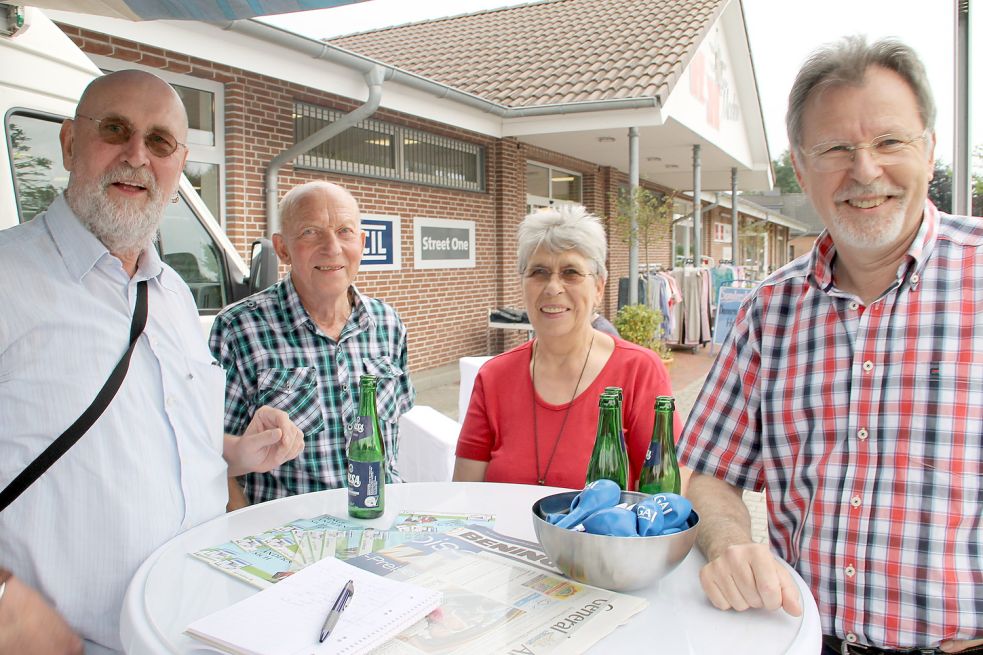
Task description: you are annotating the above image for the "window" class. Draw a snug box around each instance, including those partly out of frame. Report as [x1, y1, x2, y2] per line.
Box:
[6, 111, 229, 313]
[525, 162, 582, 206]
[295, 102, 484, 192]
[7, 112, 67, 223]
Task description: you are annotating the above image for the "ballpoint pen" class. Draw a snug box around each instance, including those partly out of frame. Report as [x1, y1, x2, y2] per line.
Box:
[319, 579, 355, 643]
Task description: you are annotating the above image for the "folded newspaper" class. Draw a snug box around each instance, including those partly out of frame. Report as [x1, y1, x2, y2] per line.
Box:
[348, 525, 647, 655]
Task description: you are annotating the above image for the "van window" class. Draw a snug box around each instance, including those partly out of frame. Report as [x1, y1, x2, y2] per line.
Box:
[7, 111, 228, 312]
[158, 198, 228, 311]
[8, 112, 67, 222]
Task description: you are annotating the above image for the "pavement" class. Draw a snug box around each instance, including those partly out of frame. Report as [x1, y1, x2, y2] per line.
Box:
[412, 343, 767, 543]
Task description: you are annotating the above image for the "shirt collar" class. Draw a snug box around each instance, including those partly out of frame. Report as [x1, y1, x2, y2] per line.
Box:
[46, 193, 166, 285]
[809, 199, 939, 291]
[278, 275, 375, 335]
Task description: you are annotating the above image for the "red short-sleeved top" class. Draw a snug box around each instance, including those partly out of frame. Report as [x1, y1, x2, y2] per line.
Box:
[456, 337, 680, 489]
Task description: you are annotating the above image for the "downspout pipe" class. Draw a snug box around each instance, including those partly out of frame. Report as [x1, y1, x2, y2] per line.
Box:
[264, 65, 385, 238]
[731, 167, 739, 262]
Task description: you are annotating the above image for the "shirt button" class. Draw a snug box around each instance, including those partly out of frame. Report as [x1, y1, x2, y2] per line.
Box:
[862, 360, 873, 372]
[343, 385, 349, 392]
[165, 396, 175, 408]
[858, 428, 868, 440]
[850, 496, 862, 508]
[848, 301, 859, 310]
[845, 564, 856, 578]
[910, 273, 920, 285]
[846, 633, 858, 644]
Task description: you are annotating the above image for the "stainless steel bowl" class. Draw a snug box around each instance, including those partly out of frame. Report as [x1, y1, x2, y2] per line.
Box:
[532, 490, 699, 592]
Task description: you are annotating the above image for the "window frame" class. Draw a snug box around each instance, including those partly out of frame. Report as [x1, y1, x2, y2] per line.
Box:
[524, 160, 583, 206]
[294, 102, 485, 193]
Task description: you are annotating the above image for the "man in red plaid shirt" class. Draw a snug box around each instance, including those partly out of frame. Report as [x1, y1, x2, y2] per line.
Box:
[679, 36, 982, 655]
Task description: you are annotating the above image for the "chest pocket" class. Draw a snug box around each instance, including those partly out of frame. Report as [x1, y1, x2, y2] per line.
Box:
[255, 367, 325, 436]
[361, 357, 404, 425]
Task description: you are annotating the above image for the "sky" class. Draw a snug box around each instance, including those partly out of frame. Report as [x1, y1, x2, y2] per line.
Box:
[265, 0, 980, 170]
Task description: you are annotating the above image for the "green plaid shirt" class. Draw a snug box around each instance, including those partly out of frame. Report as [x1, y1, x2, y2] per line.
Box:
[209, 276, 414, 504]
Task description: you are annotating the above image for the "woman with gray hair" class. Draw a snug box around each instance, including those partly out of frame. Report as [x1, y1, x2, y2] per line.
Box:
[454, 204, 680, 488]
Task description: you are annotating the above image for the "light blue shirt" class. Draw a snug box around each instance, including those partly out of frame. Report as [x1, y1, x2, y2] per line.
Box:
[0, 195, 228, 652]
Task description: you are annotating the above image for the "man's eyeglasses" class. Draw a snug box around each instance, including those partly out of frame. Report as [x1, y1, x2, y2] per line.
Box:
[805, 132, 928, 173]
[523, 266, 595, 286]
[74, 114, 186, 158]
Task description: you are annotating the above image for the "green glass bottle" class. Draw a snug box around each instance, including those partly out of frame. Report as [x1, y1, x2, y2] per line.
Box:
[586, 393, 629, 490]
[347, 374, 385, 519]
[638, 395, 681, 494]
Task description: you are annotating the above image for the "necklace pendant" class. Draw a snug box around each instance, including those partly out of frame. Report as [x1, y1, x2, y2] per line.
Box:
[538, 478, 545, 485]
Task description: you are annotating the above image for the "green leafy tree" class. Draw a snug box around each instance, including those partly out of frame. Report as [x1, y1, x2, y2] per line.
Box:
[609, 186, 674, 271]
[772, 149, 801, 193]
[928, 161, 952, 212]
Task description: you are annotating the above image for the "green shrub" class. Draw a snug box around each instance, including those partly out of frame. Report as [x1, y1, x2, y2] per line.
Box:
[614, 304, 671, 359]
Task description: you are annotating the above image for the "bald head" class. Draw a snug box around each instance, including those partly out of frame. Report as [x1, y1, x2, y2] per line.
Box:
[77, 70, 188, 136]
[278, 181, 360, 233]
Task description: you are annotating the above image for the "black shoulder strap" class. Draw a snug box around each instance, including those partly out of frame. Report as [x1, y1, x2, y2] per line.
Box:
[0, 280, 149, 513]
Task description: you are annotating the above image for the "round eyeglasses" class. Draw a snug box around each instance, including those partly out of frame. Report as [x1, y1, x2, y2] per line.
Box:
[75, 114, 186, 158]
[523, 266, 595, 286]
[805, 132, 928, 173]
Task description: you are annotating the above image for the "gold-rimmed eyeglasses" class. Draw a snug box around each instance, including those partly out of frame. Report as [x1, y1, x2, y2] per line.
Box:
[805, 132, 928, 173]
[523, 266, 595, 286]
[74, 114, 186, 158]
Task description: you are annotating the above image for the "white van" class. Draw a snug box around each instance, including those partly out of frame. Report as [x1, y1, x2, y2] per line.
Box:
[0, 5, 276, 328]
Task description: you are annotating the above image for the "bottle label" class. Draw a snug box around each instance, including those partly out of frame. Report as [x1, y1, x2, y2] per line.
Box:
[348, 460, 382, 509]
[351, 415, 372, 443]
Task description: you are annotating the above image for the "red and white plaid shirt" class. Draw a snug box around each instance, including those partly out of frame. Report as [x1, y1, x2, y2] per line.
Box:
[679, 201, 982, 649]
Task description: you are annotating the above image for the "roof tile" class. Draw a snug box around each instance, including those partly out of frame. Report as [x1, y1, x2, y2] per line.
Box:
[329, 0, 727, 108]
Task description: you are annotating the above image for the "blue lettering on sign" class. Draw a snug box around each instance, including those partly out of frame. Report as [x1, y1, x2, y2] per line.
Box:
[712, 286, 753, 345]
[362, 219, 394, 265]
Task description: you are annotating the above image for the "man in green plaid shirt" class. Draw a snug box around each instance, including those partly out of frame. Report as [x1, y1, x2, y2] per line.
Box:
[210, 181, 414, 506]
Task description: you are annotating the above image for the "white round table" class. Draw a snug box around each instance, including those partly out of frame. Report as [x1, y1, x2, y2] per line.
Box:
[121, 482, 821, 654]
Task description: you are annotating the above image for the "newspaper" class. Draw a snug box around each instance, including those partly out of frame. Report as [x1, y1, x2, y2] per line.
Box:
[191, 512, 496, 589]
[348, 525, 647, 655]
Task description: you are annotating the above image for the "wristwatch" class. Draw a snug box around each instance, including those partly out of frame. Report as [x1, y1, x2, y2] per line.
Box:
[0, 567, 11, 606]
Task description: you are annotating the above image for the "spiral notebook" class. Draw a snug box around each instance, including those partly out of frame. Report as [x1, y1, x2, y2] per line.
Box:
[186, 556, 442, 655]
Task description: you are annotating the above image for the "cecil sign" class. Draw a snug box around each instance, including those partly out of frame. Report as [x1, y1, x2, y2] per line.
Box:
[413, 217, 476, 269]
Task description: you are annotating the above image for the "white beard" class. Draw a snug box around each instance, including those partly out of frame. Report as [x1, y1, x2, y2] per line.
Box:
[828, 183, 908, 250]
[66, 164, 168, 258]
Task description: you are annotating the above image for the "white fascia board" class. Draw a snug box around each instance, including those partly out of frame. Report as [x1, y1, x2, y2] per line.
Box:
[44, 9, 504, 138]
[502, 105, 664, 137]
[661, 6, 770, 177]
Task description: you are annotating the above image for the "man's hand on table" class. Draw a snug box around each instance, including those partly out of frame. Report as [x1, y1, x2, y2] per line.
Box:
[0, 576, 83, 655]
[699, 542, 802, 617]
[224, 405, 305, 477]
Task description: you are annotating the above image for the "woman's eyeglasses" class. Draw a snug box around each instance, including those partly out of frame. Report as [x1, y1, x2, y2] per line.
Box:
[74, 114, 186, 158]
[523, 266, 594, 286]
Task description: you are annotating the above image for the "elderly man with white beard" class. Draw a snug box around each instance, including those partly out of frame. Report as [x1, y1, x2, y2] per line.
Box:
[678, 37, 983, 655]
[0, 70, 304, 654]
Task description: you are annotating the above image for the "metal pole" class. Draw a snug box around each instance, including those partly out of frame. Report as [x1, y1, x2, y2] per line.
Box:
[953, 0, 971, 215]
[629, 127, 640, 304]
[731, 167, 738, 262]
[693, 144, 702, 264]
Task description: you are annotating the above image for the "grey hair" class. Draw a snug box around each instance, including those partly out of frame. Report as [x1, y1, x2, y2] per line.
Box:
[786, 36, 936, 153]
[516, 204, 607, 281]
[277, 180, 360, 232]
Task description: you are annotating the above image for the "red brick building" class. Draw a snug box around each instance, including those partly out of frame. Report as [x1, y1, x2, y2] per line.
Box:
[47, 0, 803, 373]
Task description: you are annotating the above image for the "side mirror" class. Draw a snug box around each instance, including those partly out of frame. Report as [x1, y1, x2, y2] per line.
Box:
[248, 238, 279, 295]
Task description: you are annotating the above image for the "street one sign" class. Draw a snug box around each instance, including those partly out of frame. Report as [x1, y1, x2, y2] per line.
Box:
[361, 214, 401, 271]
[413, 217, 476, 269]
